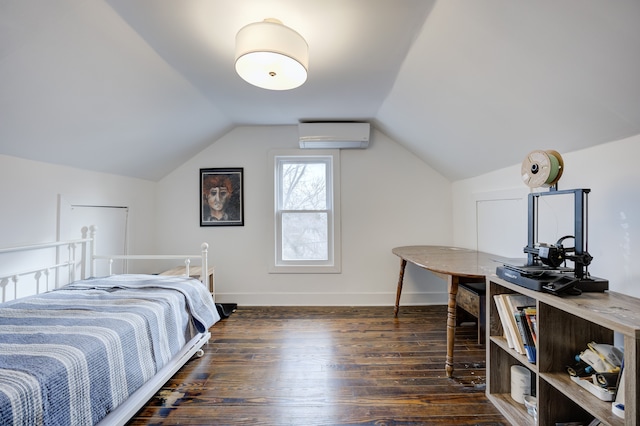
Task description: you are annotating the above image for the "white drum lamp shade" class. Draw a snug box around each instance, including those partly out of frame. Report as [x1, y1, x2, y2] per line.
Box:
[235, 19, 309, 90]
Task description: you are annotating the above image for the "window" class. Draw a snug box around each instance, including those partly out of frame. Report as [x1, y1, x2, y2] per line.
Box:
[270, 150, 341, 273]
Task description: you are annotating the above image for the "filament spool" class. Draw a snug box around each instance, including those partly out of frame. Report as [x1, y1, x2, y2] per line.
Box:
[521, 149, 564, 188]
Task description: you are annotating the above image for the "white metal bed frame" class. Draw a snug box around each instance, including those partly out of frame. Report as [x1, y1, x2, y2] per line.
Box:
[0, 237, 92, 302]
[0, 226, 210, 298]
[87, 225, 210, 293]
[0, 227, 213, 426]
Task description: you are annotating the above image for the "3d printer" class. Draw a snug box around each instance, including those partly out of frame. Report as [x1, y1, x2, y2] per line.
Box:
[496, 188, 609, 295]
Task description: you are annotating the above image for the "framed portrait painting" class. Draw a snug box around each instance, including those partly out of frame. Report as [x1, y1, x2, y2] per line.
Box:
[200, 168, 244, 226]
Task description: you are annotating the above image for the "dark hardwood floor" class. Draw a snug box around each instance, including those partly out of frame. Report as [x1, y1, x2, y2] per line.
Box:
[128, 306, 509, 425]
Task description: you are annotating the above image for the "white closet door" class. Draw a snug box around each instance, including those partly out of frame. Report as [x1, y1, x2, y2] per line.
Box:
[476, 197, 526, 259]
[58, 195, 128, 277]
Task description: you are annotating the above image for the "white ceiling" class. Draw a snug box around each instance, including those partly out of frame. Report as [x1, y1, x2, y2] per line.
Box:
[1, 0, 639, 181]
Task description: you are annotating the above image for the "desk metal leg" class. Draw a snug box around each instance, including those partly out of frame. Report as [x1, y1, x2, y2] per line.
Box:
[446, 275, 459, 378]
[394, 259, 407, 317]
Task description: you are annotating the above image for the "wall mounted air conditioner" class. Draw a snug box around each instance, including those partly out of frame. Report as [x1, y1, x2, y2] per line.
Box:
[298, 122, 370, 149]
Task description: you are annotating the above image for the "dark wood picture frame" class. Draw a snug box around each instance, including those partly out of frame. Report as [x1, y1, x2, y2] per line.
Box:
[200, 168, 244, 226]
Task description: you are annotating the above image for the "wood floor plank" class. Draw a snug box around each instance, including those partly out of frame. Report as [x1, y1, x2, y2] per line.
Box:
[127, 306, 509, 425]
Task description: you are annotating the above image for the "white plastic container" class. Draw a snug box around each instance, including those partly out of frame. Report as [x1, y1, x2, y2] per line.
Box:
[511, 365, 531, 404]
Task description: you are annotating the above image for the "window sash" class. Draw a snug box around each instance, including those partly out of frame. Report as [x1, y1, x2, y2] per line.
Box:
[277, 159, 331, 208]
[278, 210, 331, 263]
[271, 151, 341, 273]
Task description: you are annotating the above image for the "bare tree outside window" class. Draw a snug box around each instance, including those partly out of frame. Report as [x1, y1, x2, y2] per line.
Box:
[280, 162, 329, 261]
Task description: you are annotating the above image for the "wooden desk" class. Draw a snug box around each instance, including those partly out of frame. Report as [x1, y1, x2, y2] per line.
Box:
[160, 266, 215, 294]
[393, 245, 503, 377]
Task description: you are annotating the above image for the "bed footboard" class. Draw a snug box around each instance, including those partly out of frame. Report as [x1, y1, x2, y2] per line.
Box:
[89, 227, 210, 291]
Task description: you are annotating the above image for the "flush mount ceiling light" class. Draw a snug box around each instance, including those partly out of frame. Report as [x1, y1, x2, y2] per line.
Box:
[235, 18, 308, 90]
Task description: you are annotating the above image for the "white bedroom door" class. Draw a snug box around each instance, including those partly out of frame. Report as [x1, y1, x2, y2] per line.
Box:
[57, 195, 128, 277]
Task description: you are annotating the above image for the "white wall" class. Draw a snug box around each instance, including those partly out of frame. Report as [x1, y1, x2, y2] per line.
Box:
[4, 131, 636, 304]
[452, 134, 640, 297]
[0, 155, 157, 298]
[155, 125, 453, 306]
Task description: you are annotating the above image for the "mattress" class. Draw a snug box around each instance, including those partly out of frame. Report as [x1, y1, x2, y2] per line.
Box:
[0, 274, 219, 426]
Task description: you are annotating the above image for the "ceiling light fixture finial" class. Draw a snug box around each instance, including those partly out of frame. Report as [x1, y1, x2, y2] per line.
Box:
[235, 18, 309, 91]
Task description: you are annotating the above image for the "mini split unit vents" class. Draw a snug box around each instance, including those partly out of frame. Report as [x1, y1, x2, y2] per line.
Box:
[298, 122, 370, 149]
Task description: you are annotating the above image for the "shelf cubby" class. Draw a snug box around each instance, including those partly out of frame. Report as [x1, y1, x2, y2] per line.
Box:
[487, 276, 640, 426]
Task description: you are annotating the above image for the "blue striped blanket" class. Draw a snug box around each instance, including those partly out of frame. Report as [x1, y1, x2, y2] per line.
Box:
[0, 274, 220, 426]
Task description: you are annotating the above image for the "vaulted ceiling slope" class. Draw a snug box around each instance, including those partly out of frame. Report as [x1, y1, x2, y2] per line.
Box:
[1, 1, 639, 181]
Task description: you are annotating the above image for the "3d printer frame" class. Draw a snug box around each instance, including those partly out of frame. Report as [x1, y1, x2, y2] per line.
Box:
[496, 187, 607, 294]
[525, 188, 592, 279]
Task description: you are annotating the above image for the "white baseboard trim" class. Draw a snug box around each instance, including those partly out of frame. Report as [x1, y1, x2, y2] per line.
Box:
[213, 291, 448, 306]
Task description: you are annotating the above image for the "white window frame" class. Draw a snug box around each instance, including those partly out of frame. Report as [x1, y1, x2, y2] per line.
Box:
[269, 149, 341, 273]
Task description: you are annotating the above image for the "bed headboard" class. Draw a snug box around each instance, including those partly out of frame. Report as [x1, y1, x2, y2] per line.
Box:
[0, 226, 210, 302]
[0, 237, 91, 302]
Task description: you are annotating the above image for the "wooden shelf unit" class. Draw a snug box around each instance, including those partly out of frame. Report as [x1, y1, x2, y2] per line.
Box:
[486, 276, 640, 426]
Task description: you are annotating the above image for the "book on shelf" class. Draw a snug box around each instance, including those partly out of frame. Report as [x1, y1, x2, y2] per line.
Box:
[494, 294, 523, 354]
[523, 306, 537, 345]
[493, 294, 517, 350]
[504, 294, 535, 355]
[493, 293, 536, 357]
[514, 308, 536, 363]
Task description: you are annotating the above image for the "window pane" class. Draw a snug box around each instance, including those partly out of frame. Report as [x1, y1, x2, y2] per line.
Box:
[281, 163, 326, 210]
[282, 212, 328, 260]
